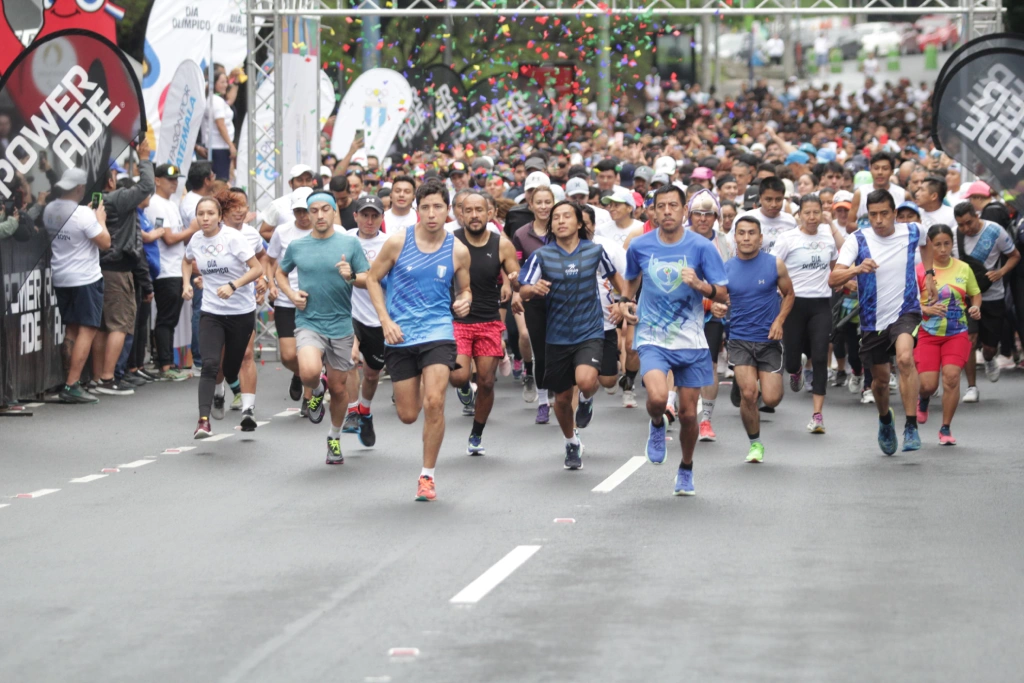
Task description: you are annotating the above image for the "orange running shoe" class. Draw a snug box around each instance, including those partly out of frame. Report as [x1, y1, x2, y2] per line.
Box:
[415, 475, 436, 502]
[698, 420, 717, 442]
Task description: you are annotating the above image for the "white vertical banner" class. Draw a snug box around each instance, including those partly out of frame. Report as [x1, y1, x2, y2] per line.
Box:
[331, 69, 413, 161]
[154, 59, 207, 177]
[279, 16, 321, 175]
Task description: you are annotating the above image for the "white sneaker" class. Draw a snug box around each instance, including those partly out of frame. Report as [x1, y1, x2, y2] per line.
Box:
[848, 374, 864, 394]
[984, 359, 1001, 383]
[498, 354, 512, 377]
[622, 389, 637, 408]
[889, 373, 897, 393]
[996, 355, 1016, 370]
[860, 389, 875, 404]
[963, 385, 980, 403]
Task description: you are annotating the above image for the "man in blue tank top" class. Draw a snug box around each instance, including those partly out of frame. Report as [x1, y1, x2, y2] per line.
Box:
[366, 180, 472, 502]
[724, 215, 795, 465]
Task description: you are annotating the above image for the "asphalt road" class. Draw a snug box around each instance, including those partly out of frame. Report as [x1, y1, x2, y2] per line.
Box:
[2, 362, 1023, 682]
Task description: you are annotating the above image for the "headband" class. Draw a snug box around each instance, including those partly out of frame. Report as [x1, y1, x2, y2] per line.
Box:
[307, 192, 337, 211]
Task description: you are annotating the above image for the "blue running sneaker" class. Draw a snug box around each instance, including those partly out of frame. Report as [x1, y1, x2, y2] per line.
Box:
[902, 424, 921, 451]
[878, 408, 898, 455]
[673, 468, 695, 496]
[467, 433, 485, 456]
[575, 397, 594, 429]
[456, 383, 474, 406]
[646, 419, 666, 465]
[564, 441, 583, 470]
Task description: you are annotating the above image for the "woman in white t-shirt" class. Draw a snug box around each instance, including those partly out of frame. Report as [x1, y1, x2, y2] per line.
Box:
[205, 72, 237, 181]
[183, 195, 262, 439]
[771, 195, 840, 434]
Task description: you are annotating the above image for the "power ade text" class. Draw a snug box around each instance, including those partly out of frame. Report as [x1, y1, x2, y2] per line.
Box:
[0, 65, 122, 199]
[954, 63, 1024, 175]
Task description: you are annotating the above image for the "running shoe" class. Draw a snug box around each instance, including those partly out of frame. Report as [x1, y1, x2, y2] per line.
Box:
[746, 442, 764, 463]
[358, 413, 376, 447]
[299, 398, 310, 417]
[848, 373, 864, 394]
[158, 368, 190, 382]
[415, 475, 436, 501]
[212, 395, 225, 420]
[194, 418, 212, 439]
[646, 419, 666, 464]
[877, 408, 898, 456]
[730, 379, 741, 407]
[59, 382, 98, 404]
[622, 389, 637, 408]
[240, 407, 257, 432]
[832, 370, 848, 388]
[498, 354, 512, 377]
[889, 373, 898, 393]
[128, 370, 154, 384]
[456, 383, 474, 406]
[789, 372, 804, 392]
[467, 433, 485, 456]
[307, 377, 327, 424]
[860, 389, 875, 404]
[512, 359, 523, 379]
[575, 397, 594, 429]
[462, 392, 476, 417]
[808, 413, 825, 434]
[289, 374, 303, 401]
[326, 436, 344, 465]
[522, 375, 538, 403]
[620, 374, 635, 394]
[119, 374, 146, 388]
[698, 420, 717, 442]
[535, 404, 550, 424]
[902, 424, 921, 452]
[94, 379, 134, 396]
[803, 368, 813, 392]
[997, 354, 1016, 370]
[673, 468, 695, 496]
[85, 380, 100, 395]
[342, 409, 360, 433]
[917, 397, 929, 425]
[938, 425, 957, 446]
[564, 441, 583, 470]
[962, 386, 979, 403]
[230, 393, 242, 411]
[137, 368, 162, 381]
[984, 358, 1000, 383]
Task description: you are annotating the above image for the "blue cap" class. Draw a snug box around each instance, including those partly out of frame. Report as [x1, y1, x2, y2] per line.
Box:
[799, 142, 817, 155]
[897, 201, 921, 217]
[109, 159, 127, 174]
[785, 151, 810, 165]
[815, 149, 837, 162]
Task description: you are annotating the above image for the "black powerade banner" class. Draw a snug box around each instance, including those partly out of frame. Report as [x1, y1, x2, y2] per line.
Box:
[0, 30, 145, 404]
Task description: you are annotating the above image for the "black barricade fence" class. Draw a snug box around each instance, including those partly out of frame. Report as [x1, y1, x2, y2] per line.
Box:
[1, 231, 62, 404]
[0, 29, 145, 404]
[931, 34, 1024, 213]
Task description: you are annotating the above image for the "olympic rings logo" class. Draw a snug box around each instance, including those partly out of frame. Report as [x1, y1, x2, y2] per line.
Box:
[201, 244, 226, 256]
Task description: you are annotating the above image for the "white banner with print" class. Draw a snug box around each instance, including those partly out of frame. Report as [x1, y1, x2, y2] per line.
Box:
[154, 59, 207, 178]
[331, 69, 412, 162]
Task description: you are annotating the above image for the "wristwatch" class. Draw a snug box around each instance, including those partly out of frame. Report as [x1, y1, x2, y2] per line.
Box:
[924, 269, 936, 277]
[228, 282, 237, 291]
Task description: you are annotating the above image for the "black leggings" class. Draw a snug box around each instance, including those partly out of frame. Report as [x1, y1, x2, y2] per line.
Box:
[783, 297, 831, 395]
[154, 277, 184, 367]
[198, 311, 255, 417]
[504, 300, 521, 361]
[523, 300, 548, 390]
[705, 319, 724, 364]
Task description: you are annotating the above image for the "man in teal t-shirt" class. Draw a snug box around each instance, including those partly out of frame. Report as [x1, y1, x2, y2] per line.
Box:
[276, 192, 371, 463]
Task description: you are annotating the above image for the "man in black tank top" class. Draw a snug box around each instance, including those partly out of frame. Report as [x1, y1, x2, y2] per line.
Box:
[450, 193, 523, 456]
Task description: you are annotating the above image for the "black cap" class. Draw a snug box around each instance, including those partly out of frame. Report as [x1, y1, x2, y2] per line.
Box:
[742, 185, 759, 211]
[448, 161, 468, 176]
[352, 195, 385, 214]
[155, 164, 181, 179]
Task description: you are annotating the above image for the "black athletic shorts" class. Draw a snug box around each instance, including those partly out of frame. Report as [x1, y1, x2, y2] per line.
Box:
[384, 341, 458, 383]
[545, 338, 603, 394]
[600, 329, 620, 377]
[274, 305, 296, 338]
[353, 319, 386, 371]
[967, 299, 1005, 349]
[860, 312, 921, 368]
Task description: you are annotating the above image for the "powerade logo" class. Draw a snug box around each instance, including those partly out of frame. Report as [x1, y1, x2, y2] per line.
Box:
[0, 65, 122, 199]
[169, 84, 198, 167]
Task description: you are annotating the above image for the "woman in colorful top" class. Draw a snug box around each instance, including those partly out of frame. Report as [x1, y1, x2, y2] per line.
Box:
[914, 224, 981, 445]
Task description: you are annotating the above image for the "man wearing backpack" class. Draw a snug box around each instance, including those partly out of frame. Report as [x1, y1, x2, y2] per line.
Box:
[954, 202, 1020, 402]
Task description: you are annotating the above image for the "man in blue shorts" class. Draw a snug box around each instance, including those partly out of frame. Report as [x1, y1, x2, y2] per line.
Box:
[617, 185, 729, 496]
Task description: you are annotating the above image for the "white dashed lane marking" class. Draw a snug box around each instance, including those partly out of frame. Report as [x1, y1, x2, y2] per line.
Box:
[450, 545, 541, 604]
[591, 456, 646, 493]
[69, 474, 108, 483]
[119, 459, 156, 469]
[16, 489, 60, 499]
[203, 433, 234, 442]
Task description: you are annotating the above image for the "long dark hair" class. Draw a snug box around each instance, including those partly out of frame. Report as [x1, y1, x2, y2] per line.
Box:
[927, 223, 954, 242]
[550, 199, 588, 241]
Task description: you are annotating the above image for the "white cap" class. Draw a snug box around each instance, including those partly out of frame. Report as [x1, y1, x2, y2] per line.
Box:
[319, 165, 332, 178]
[524, 171, 551, 192]
[832, 190, 854, 207]
[55, 168, 88, 191]
[653, 156, 676, 177]
[551, 185, 566, 202]
[600, 186, 636, 209]
[751, 142, 767, 154]
[291, 186, 314, 210]
[289, 164, 314, 181]
[565, 177, 590, 197]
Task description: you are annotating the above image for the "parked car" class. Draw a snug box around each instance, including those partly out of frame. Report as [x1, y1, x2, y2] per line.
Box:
[915, 15, 959, 51]
[895, 23, 920, 54]
[853, 22, 902, 56]
[826, 28, 862, 60]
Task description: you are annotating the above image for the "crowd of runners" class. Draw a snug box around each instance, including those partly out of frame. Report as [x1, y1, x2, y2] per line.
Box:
[46, 73, 1024, 501]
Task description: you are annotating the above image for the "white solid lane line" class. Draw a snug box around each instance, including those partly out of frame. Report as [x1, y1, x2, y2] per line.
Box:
[119, 459, 156, 469]
[16, 489, 60, 499]
[273, 409, 300, 417]
[203, 433, 233, 442]
[591, 455, 646, 493]
[69, 474, 108, 483]
[0, 504, 9, 509]
[450, 545, 541, 604]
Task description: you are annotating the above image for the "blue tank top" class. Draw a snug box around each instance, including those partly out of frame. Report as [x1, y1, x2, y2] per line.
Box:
[724, 251, 780, 343]
[386, 228, 456, 347]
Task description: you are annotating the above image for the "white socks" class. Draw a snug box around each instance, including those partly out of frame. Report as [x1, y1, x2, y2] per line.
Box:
[241, 393, 256, 410]
[565, 435, 580, 446]
[539, 391, 550, 406]
[421, 467, 435, 478]
[214, 382, 226, 398]
[328, 424, 341, 438]
[668, 390, 678, 410]
[702, 399, 715, 422]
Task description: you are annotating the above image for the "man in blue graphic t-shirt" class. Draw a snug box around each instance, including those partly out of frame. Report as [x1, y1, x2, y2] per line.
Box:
[617, 185, 729, 497]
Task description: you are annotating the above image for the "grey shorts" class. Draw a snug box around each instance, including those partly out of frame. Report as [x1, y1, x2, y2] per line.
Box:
[295, 329, 355, 372]
[727, 339, 784, 373]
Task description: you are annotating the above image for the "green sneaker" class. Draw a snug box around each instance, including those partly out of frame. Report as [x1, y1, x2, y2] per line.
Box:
[158, 367, 191, 382]
[230, 392, 242, 411]
[745, 442, 764, 464]
[59, 382, 99, 404]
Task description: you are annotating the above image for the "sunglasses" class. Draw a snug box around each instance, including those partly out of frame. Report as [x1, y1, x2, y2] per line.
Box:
[691, 211, 716, 218]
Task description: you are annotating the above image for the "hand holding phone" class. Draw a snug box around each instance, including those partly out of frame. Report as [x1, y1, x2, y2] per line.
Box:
[91, 192, 103, 209]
